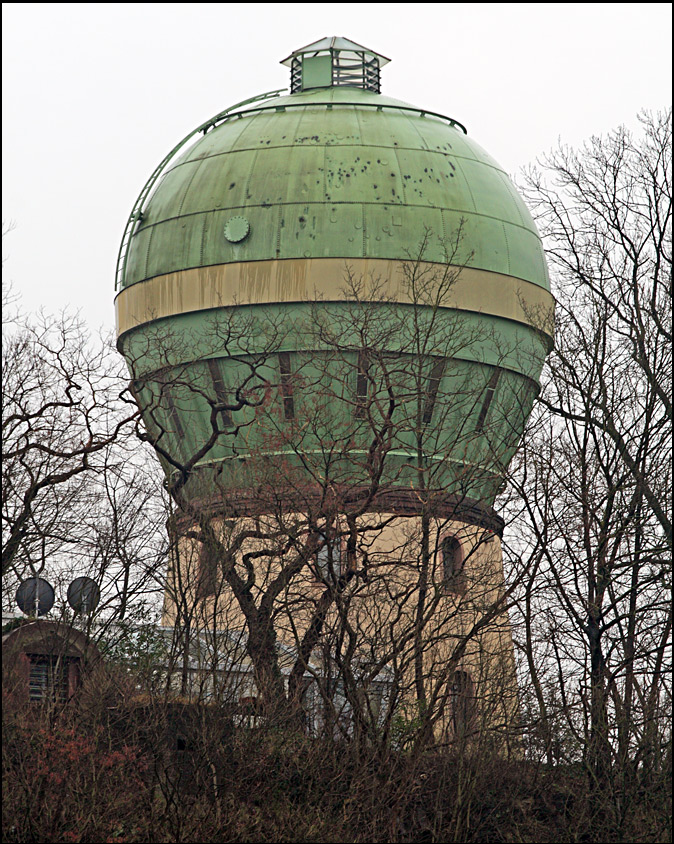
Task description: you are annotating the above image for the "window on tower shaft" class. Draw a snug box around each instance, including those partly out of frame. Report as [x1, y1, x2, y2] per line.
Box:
[441, 535, 466, 595]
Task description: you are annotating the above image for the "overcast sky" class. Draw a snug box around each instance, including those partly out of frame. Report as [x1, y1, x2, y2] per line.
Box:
[3, 2, 671, 331]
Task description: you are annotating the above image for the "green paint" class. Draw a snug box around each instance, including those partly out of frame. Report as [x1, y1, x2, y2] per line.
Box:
[302, 55, 332, 89]
[118, 45, 552, 509]
[120, 302, 549, 379]
[122, 87, 548, 291]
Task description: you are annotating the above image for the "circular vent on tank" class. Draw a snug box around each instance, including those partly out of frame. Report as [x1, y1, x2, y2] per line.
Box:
[224, 216, 250, 243]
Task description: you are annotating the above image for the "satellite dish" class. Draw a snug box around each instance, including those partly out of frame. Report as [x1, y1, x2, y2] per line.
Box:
[67, 577, 100, 615]
[15, 577, 55, 617]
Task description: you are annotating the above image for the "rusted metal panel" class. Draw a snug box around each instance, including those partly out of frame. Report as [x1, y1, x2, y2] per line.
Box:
[115, 258, 555, 342]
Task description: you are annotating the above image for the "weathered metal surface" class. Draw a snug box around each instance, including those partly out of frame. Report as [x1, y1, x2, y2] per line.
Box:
[121, 86, 547, 292]
[115, 257, 555, 342]
[115, 89, 286, 290]
[116, 42, 553, 510]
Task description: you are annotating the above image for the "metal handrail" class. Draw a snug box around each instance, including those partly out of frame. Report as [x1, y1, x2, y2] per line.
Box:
[206, 99, 468, 135]
[115, 88, 287, 291]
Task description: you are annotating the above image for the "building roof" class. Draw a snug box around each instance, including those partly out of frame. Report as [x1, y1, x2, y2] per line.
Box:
[2, 618, 101, 662]
[280, 36, 391, 67]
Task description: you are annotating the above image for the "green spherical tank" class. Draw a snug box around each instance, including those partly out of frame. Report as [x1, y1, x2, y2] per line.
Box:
[116, 38, 554, 526]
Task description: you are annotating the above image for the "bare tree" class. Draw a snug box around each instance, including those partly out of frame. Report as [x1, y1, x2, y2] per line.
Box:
[1, 290, 166, 623]
[125, 232, 546, 751]
[511, 110, 672, 793]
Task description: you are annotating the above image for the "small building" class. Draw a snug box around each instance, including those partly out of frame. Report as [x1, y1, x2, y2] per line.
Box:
[2, 616, 100, 705]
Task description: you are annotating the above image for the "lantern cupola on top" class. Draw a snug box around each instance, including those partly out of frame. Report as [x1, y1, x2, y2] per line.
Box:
[280, 36, 390, 93]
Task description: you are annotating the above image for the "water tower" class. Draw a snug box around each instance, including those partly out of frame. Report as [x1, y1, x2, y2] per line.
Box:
[115, 38, 554, 726]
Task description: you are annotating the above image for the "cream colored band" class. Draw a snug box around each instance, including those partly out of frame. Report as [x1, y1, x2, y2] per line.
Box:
[115, 258, 555, 339]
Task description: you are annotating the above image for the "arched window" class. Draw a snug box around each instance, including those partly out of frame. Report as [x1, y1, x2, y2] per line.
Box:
[315, 531, 345, 582]
[196, 541, 218, 599]
[441, 535, 465, 595]
[451, 670, 475, 733]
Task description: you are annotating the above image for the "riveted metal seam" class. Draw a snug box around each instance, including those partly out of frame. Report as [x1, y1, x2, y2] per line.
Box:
[275, 204, 283, 258]
[402, 109, 432, 153]
[352, 101, 365, 146]
[143, 224, 155, 280]
[243, 149, 260, 203]
[199, 213, 209, 264]
[392, 143, 407, 205]
[502, 222, 511, 276]
[163, 143, 521, 179]
[496, 170, 525, 227]
[127, 203, 542, 238]
[322, 140, 328, 202]
[176, 158, 204, 216]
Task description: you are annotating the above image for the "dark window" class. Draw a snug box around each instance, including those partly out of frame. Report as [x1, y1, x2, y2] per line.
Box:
[278, 352, 295, 420]
[315, 532, 344, 581]
[164, 386, 185, 438]
[28, 655, 76, 703]
[355, 351, 370, 418]
[451, 670, 476, 733]
[441, 536, 465, 594]
[155, 372, 185, 440]
[422, 357, 446, 426]
[207, 359, 233, 429]
[475, 368, 501, 432]
[197, 541, 219, 599]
